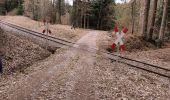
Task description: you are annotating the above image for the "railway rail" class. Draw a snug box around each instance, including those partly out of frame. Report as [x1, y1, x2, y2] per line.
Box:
[0, 21, 76, 47]
[0, 20, 170, 78]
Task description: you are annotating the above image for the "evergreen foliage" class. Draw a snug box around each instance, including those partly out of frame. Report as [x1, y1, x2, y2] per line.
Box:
[91, 0, 116, 30]
[0, 3, 6, 15]
[0, 0, 23, 15]
[71, 0, 116, 30]
[17, 3, 24, 15]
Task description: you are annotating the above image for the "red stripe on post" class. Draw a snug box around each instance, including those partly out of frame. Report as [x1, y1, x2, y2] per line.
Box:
[112, 43, 116, 49]
[42, 30, 45, 33]
[122, 27, 128, 33]
[120, 45, 125, 51]
[49, 30, 51, 34]
[114, 27, 119, 32]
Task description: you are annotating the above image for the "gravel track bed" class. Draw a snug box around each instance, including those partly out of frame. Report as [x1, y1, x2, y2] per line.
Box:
[94, 56, 170, 99]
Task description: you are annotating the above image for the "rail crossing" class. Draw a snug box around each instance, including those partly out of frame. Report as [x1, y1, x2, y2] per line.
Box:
[0, 20, 170, 78]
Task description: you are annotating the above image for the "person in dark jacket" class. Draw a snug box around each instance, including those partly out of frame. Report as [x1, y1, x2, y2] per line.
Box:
[0, 56, 2, 73]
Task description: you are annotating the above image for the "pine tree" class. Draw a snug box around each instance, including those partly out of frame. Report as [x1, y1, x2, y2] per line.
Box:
[91, 0, 116, 30]
[0, 1, 5, 15]
[17, 0, 24, 15]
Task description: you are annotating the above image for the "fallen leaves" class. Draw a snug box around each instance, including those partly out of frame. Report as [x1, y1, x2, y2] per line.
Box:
[0, 29, 51, 74]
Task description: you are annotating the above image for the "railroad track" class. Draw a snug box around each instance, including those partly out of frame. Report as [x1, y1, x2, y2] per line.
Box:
[0, 20, 76, 47]
[1, 20, 170, 78]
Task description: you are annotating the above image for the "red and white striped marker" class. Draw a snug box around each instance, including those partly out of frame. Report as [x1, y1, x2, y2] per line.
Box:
[112, 27, 128, 51]
[42, 29, 52, 34]
[42, 19, 52, 35]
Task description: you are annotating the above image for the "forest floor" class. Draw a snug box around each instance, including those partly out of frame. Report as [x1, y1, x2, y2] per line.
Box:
[0, 28, 51, 74]
[0, 16, 170, 99]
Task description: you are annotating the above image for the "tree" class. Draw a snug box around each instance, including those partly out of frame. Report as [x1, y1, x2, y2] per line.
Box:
[17, 3, 24, 15]
[167, 1, 170, 37]
[57, 0, 62, 24]
[72, 0, 80, 27]
[17, 0, 24, 15]
[0, 1, 6, 15]
[158, 0, 169, 45]
[1, 0, 23, 15]
[71, 0, 115, 30]
[147, 0, 158, 41]
[131, 0, 136, 34]
[53, 0, 65, 24]
[91, 0, 116, 30]
[141, 0, 151, 39]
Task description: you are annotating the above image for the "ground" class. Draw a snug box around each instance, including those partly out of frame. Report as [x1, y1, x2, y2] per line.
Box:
[0, 16, 170, 100]
[0, 28, 51, 74]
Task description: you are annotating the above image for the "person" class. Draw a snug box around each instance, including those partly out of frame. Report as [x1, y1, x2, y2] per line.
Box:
[0, 56, 2, 73]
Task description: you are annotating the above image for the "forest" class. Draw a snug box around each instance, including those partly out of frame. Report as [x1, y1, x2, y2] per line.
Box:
[0, 0, 169, 47]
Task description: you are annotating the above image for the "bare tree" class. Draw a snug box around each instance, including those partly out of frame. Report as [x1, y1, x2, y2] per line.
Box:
[158, 0, 169, 43]
[141, 0, 151, 39]
[97, 0, 103, 29]
[147, 0, 158, 40]
[131, 0, 136, 34]
[58, 0, 62, 24]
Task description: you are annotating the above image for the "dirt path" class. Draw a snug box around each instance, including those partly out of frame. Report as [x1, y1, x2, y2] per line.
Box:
[4, 31, 99, 100]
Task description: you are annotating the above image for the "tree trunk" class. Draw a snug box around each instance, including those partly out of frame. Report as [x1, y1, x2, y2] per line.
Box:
[158, 0, 169, 43]
[81, 6, 83, 28]
[84, 14, 86, 28]
[139, 0, 144, 34]
[73, 0, 79, 27]
[52, 1, 56, 23]
[58, 0, 62, 24]
[131, 0, 136, 34]
[147, 0, 158, 41]
[87, 15, 89, 28]
[141, 0, 151, 39]
[97, 6, 102, 29]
